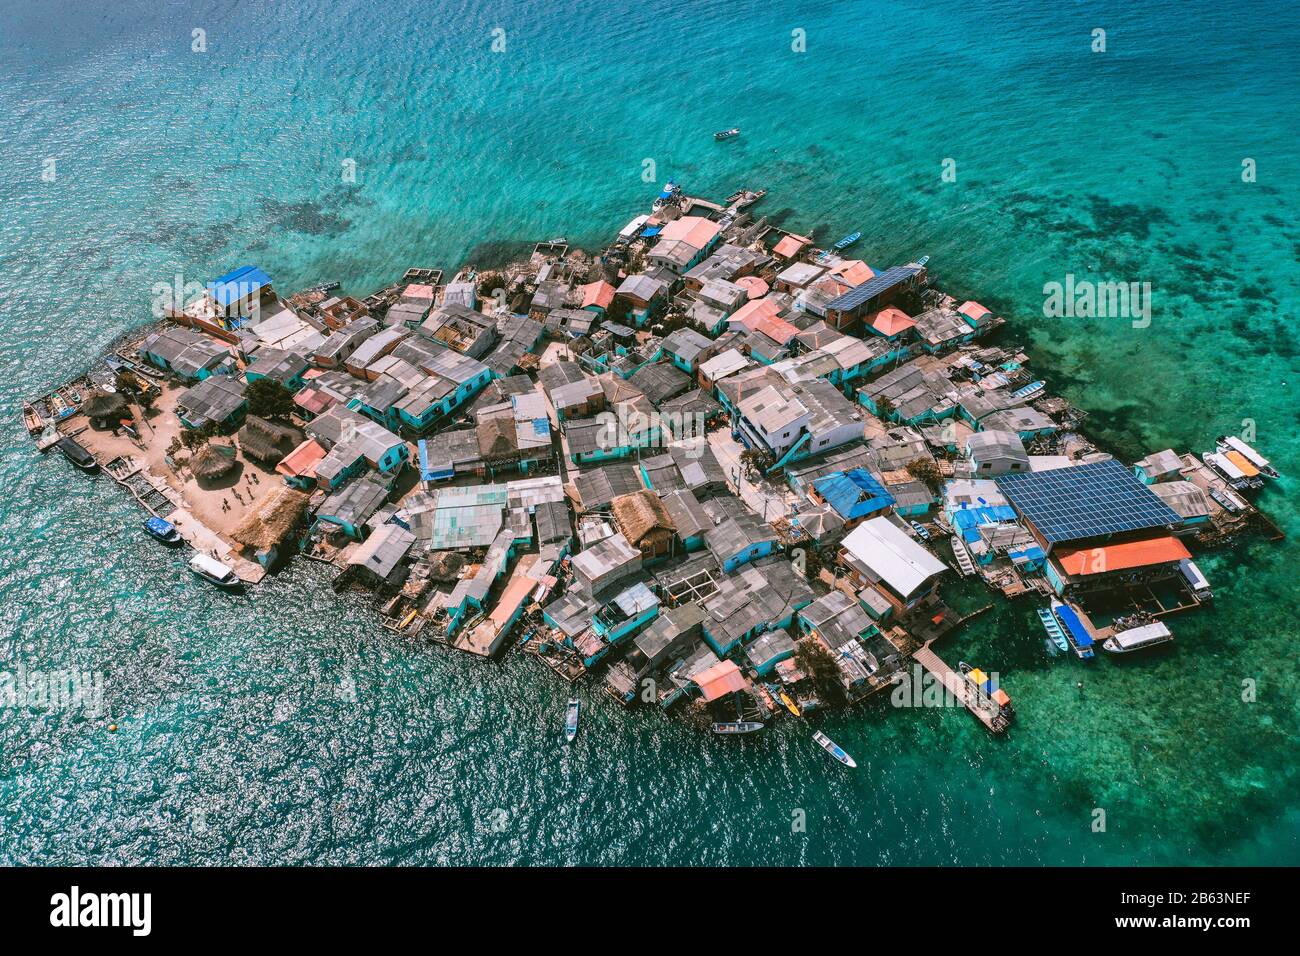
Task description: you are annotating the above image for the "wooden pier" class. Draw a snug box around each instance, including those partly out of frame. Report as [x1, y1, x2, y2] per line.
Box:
[911, 646, 1008, 734]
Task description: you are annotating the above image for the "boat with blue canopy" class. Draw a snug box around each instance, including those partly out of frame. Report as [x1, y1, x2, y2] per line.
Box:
[1051, 599, 1095, 659]
[143, 516, 183, 545]
[813, 731, 856, 768]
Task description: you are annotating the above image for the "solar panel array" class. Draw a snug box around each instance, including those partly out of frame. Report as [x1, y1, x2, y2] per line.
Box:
[825, 264, 921, 313]
[995, 459, 1181, 544]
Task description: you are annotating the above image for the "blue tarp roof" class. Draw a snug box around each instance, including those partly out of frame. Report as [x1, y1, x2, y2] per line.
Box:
[641, 226, 662, 238]
[1053, 602, 1094, 647]
[814, 469, 895, 520]
[208, 265, 272, 306]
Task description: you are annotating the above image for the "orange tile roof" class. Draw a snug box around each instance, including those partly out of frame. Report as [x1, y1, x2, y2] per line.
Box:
[831, 260, 875, 287]
[1056, 535, 1191, 577]
[695, 659, 748, 701]
[753, 314, 800, 346]
[958, 300, 992, 322]
[276, 438, 327, 478]
[736, 276, 769, 299]
[731, 297, 783, 331]
[773, 234, 810, 259]
[870, 306, 916, 336]
[580, 280, 616, 310]
[659, 215, 721, 250]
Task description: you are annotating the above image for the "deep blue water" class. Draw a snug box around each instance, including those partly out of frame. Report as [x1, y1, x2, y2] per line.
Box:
[1, 0, 1297, 865]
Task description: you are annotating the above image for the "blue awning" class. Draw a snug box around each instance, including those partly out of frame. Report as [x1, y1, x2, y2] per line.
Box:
[1053, 603, 1094, 647]
[208, 265, 272, 306]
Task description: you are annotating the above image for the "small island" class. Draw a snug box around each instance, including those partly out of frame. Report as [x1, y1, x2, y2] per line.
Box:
[23, 181, 1285, 749]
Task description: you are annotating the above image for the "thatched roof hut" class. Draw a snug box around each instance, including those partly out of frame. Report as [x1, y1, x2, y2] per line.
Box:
[230, 486, 310, 555]
[190, 443, 238, 481]
[610, 489, 674, 557]
[238, 415, 302, 466]
[81, 390, 128, 424]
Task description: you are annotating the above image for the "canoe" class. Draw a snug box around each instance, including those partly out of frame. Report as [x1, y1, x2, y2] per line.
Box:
[813, 730, 856, 768]
[564, 698, 580, 743]
[778, 691, 801, 717]
[712, 721, 764, 734]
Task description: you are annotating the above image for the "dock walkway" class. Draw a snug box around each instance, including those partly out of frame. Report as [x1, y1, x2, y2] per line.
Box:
[912, 646, 1008, 734]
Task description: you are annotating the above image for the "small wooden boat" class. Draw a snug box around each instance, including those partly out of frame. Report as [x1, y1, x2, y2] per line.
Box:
[57, 437, 98, 472]
[713, 127, 740, 140]
[833, 231, 861, 251]
[712, 721, 764, 734]
[188, 553, 242, 590]
[1037, 606, 1068, 655]
[812, 731, 856, 768]
[778, 691, 801, 717]
[1013, 380, 1045, 401]
[143, 516, 183, 545]
[909, 520, 931, 541]
[1102, 622, 1173, 654]
[564, 698, 580, 743]
[48, 393, 72, 420]
[22, 402, 44, 436]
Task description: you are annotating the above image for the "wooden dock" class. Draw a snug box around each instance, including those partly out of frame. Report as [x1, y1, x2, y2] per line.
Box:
[912, 646, 1008, 734]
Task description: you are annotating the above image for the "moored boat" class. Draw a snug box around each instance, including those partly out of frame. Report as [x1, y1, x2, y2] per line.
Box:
[57, 437, 98, 472]
[1202, 451, 1261, 491]
[812, 730, 856, 768]
[1013, 380, 1045, 401]
[1051, 598, 1095, 660]
[651, 180, 680, 211]
[188, 553, 242, 590]
[1102, 621, 1173, 654]
[1037, 606, 1069, 654]
[143, 516, 183, 546]
[713, 127, 740, 140]
[712, 721, 764, 734]
[833, 231, 861, 251]
[778, 690, 801, 717]
[22, 402, 44, 436]
[1178, 558, 1212, 601]
[1216, 435, 1279, 478]
[564, 698, 580, 743]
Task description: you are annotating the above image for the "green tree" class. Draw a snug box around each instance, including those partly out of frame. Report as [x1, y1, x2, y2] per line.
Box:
[740, 447, 775, 480]
[792, 638, 844, 705]
[246, 377, 297, 421]
[905, 456, 942, 491]
[114, 371, 138, 395]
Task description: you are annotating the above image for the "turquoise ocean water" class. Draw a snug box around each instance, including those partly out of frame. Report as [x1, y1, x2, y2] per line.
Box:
[1, 0, 1297, 864]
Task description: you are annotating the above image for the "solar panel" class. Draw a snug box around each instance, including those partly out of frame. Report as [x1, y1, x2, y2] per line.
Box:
[996, 459, 1180, 544]
[825, 264, 921, 313]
